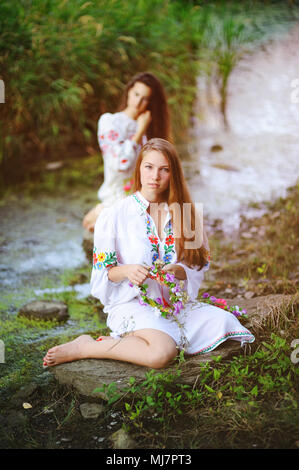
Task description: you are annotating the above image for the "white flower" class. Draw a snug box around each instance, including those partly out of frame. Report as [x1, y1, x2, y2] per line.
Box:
[153, 307, 161, 317]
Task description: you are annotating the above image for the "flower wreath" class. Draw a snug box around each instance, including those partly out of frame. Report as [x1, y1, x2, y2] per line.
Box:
[199, 292, 248, 320]
[130, 260, 189, 319]
[130, 260, 248, 322]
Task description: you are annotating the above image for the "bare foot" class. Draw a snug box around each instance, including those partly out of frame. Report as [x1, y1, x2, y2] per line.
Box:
[43, 334, 95, 367]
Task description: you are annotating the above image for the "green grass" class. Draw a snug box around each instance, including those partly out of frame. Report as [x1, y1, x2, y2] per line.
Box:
[93, 330, 298, 449]
[205, 182, 299, 296]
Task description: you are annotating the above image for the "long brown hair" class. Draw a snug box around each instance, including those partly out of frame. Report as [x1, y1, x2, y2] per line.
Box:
[133, 138, 209, 269]
[119, 72, 172, 142]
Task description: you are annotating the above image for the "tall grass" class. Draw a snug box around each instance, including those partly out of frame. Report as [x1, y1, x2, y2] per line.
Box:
[1, 0, 298, 188]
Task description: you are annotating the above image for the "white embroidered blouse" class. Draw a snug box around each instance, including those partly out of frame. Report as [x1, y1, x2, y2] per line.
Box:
[90, 191, 210, 313]
[97, 112, 146, 204]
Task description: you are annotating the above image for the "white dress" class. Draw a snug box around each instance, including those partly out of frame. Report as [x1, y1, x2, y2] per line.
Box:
[97, 112, 146, 205]
[90, 192, 255, 355]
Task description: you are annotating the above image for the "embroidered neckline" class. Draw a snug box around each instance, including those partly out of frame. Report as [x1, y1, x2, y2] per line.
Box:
[132, 192, 176, 264]
[132, 192, 148, 213]
[146, 214, 175, 264]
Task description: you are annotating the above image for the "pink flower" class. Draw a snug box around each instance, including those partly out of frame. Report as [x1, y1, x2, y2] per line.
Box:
[215, 298, 227, 309]
[173, 301, 183, 315]
[165, 273, 175, 283]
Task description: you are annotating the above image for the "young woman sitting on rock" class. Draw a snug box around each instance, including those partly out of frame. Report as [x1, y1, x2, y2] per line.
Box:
[44, 139, 254, 369]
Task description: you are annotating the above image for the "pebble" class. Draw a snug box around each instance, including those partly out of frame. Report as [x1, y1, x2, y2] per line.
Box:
[79, 402, 105, 419]
[244, 291, 255, 299]
[110, 428, 136, 449]
[18, 300, 69, 322]
[241, 232, 253, 239]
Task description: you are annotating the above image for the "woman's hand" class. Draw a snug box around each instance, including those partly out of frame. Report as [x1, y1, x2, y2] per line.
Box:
[137, 110, 151, 132]
[163, 264, 186, 280]
[125, 264, 150, 286]
[132, 111, 151, 143]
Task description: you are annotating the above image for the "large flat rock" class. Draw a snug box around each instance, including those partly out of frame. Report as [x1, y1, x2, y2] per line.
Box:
[50, 294, 298, 399]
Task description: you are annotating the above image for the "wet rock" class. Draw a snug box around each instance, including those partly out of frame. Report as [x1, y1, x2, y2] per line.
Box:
[210, 144, 223, 152]
[49, 294, 298, 398]
[12, 383, 38, 402]
[110, 428, 136, 449]
[212, 163, 239, 172]
[79, 402, 105, 419]
[19, 300, 69, 322]
[244, 291, 255, 299]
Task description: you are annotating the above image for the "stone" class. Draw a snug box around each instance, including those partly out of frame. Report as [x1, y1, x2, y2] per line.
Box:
[79, 402, 105, 419]
[19, 300, 69, 322]
[12, 383, 38, 401]
[241, 232, 253, 239]
[110, 428, 136, 449]
[50, 294, 298, 398]
[82, 229, 94, 264]
[210, 144, 223, 152]
[244, 291, 255, 299]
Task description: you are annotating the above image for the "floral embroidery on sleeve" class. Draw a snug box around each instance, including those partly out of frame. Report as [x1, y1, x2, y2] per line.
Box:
[107, 130, 119, 141]
[93, 248, 118, 270]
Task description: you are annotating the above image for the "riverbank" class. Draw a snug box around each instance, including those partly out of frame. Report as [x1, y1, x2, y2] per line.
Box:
[0, 181, 298, 449]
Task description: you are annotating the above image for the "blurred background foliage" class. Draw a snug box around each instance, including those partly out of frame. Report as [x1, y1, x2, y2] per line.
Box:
[0, 0, 299, 188]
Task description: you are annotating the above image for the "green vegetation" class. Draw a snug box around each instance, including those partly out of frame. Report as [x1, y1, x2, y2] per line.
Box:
[1, 0, 299, 190]
[0, 283, 106, 392]
[204, 182, 299, 297]
[94, 330, 298, 448]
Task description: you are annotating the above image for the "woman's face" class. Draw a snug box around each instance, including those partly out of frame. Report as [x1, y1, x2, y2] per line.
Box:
[140, 150, 171, 201]
[126, 81, 152, 116]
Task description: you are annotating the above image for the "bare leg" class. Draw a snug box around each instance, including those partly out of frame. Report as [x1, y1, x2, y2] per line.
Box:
[43, 329, 178, 369]
[82, 203, 104, 232]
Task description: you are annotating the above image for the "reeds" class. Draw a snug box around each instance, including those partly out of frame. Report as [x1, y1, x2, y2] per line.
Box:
[1, 0, 298, 187]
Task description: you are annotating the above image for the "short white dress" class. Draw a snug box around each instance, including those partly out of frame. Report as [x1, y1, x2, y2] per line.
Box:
[90, 192, 255, 355]
[97, 112, 146, 205]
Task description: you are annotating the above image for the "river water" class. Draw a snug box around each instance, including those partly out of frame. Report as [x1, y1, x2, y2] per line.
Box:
[1, 24, 299, 302]
[186, 23, 299, 231]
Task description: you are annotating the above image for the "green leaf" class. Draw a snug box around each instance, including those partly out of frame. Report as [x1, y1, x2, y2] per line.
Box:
[250, 385, 258, 397]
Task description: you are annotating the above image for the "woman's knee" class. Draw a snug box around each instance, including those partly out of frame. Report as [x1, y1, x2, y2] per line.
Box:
[147, 343, 177, 369]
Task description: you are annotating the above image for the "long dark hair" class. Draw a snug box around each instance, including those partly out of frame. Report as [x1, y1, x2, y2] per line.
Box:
[119, 72, 172, 142]
[133, 138, 210, 269]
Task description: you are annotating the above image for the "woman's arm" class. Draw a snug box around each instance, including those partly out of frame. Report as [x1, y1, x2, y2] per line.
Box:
[131, 111, 151, 144]
[108, 264, 150, 286]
